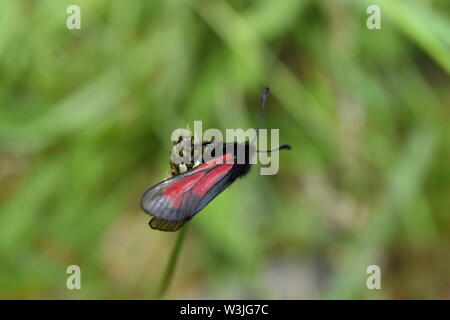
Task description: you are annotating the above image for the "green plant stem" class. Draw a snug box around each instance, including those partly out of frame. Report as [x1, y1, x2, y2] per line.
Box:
[155, 223, 189, 299]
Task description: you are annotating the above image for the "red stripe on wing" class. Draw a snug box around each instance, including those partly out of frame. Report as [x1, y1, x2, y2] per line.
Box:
[162, 153, 234, 208]
[193, 153, 233, 171]
[163, 171, 205, 207]
[192, 163, 233, 196]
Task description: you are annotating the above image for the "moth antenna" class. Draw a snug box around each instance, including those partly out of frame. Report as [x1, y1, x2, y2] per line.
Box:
[258, 87, 270, 135]
[253, 87, 291, 152]
[257, 144, 292, 153]
[250, 87, 270, 145]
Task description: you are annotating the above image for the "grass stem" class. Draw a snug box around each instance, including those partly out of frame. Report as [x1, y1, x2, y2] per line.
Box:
[155, 223, 189, 299]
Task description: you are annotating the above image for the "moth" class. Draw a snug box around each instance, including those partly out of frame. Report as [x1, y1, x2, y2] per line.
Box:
[140, 88, 291, 231]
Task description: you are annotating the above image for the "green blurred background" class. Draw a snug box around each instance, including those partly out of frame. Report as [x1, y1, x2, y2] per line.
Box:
[0, 0, 449, 299]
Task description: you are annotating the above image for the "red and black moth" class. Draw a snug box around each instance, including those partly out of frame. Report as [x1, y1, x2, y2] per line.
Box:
[140, 88, 291, 232]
